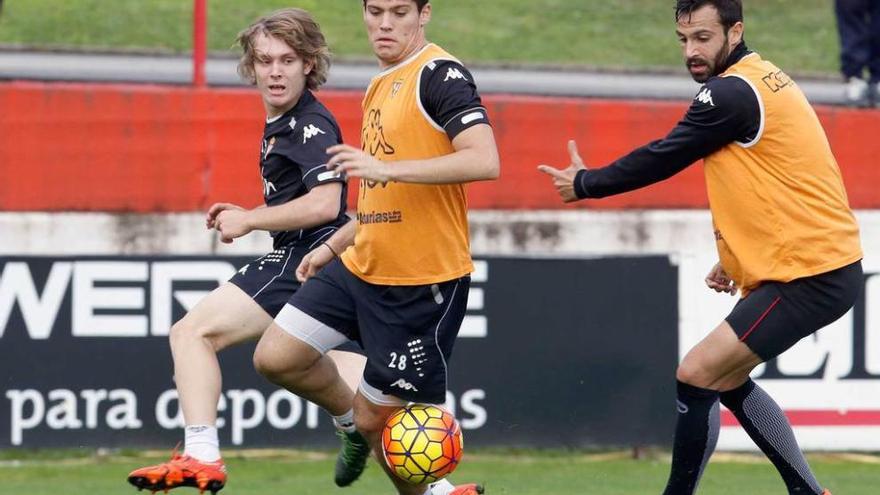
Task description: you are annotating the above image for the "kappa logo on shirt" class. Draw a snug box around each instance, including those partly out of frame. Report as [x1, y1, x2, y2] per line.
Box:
[362, 109, 395, 156]
[695, 87, 715, 106]
[443, 67, 467, 82]
[302, 124, 326, 143]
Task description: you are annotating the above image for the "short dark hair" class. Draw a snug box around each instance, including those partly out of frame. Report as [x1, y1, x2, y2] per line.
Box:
[675, 0, 742, 31]
[362, 0, 429, 11]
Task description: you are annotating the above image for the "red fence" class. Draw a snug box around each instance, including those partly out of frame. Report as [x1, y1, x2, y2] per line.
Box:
[2, 81, 879, 211]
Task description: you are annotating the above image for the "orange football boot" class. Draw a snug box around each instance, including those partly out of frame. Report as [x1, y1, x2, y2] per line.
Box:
[448, 483, 485, 495]
[127, 448, 226, 494]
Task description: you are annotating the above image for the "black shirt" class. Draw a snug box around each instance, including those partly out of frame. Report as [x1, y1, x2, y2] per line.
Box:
[260, 89, 348, 248]
[574, 43, 761, 199]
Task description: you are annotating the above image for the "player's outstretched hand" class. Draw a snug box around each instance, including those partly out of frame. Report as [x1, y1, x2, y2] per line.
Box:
[326, 144, 390, 183]
[705, 261, 738, 296]
[537, 140, 587, 203]
[206, 202, 243, 229]
[214, 209, 252, 244]
[296, 242, 336, 282]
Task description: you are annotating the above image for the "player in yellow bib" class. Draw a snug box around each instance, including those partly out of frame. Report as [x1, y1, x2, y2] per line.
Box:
[251, 1, 499, 494]
[540, 1, 860, 494]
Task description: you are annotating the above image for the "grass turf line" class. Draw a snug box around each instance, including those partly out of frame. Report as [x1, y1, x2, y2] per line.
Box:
[0, 449, 878, 495]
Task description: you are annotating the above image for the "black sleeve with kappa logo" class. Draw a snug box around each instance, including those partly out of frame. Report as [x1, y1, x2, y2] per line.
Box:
[573, 75, 760, 199]
[419, 60, 491, 139]
[285, 113, 345, 191]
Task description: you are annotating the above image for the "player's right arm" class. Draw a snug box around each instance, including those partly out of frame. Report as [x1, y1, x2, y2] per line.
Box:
[295, 219, 356, 282]
[212, 113, 345, 243]
[539, 75, 760, 201]
[207, 185, 341, 244]
[236, 182, 342, 232]
[327, 60, 500, 185]
[206, 202, 243, 230]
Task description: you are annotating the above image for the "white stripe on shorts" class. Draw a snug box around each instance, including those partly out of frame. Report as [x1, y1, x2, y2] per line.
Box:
[274, 304, 349, 354]
[252, 248, 294, 299]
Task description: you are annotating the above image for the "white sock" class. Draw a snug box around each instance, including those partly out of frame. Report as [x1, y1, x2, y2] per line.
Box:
[184, 425, 221, 462]
[332, 409, 356, 433]
[428, 478, 455, 495]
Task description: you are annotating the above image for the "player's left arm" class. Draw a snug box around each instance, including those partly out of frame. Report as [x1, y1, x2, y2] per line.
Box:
[327, 60, 499, 184]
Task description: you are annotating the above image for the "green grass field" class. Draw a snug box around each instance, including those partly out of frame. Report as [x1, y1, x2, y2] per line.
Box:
[0, 449, 878, 495]
[0, 0, 841, 75]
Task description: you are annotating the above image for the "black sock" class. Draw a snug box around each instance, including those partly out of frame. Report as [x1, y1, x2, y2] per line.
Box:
[663, 381, 720, 495]
[720, 379, 824, 495]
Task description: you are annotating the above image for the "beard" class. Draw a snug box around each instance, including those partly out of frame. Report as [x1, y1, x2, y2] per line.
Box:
[686, 37, 731, 83]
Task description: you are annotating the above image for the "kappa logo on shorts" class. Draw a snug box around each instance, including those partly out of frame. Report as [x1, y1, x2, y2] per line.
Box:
[390, 379, 419, 392]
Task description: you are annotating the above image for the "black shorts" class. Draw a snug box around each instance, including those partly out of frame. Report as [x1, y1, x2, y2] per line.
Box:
[228, 246, 304, 317]
[726, 260, 863, 361]
[278, 258, 470, 405]
[228, 245, 362, 354]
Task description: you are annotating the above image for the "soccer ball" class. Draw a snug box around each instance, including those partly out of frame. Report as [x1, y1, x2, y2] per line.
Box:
[381, 404, 464, 485]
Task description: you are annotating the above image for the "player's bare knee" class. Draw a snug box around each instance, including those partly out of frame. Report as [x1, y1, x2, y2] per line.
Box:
[675, 359, 715, 388]
[253, 346, 311, 385]
[169, 319, 222, 352]
[252, 348, 286, 383]
[168, 319, 197, 349]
